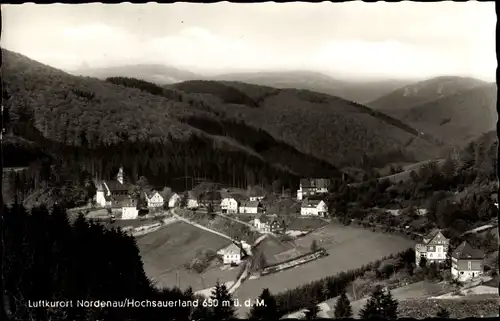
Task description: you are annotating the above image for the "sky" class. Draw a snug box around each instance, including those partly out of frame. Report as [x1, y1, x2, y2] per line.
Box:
[1, 2, 497, 81]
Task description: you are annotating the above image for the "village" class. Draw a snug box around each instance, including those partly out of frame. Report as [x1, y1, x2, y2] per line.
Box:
[77, 166, 499, 318]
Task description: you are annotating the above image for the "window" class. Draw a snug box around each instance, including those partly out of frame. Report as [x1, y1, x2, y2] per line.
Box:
[468, 261, 472, 270]
[460, 272, 464, 275]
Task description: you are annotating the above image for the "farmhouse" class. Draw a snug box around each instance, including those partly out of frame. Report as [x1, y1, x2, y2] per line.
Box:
[119, 198, 138, 220]
[451, 241, 485, 282]
[300, 199, 328, 217]
[221, 193, 245, 214]
[415, 228, 449, 266]
[239, 200, 263, 214]
[297, 178, 330, 200]
[168, 193, 180, 208]
[144, 190, 164, 208]
[253, 215, 283, 233]
[187, 191, 199, 209]
[217, 243, 243, 265]
[95, 166, 134, 207]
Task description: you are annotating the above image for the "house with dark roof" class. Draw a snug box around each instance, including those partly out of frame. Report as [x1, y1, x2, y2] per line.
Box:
[451, 241, 485, 282]
[415, 228, 450, 266]
[297, 178, 331, 200]
[239, 200, 263, 214]
[300, 199, 328, 217]
[121, 198, 139, 220]
[95, 166, 135, 207]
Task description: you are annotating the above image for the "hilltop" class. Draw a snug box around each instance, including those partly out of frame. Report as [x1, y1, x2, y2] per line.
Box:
[368, 76, 489, 116]
[392, 84, 497, 147]
[212, 70, 410, 103]
[170, 80, 442, 168]
[2, 49, 344, 205]
[69, 63, 203, 85]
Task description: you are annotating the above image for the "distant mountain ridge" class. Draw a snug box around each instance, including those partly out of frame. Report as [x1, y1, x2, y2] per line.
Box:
[212, 70, 412, 103]
[396, 83, 497, 147]
[368, 76, 490, 114]
[70, 64, 204, 85]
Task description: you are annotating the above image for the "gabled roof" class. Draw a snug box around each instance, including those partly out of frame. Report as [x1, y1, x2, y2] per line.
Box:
[302, 199, 324, 208]
[240, 200, 261, 208]
[422, 228, 447, 244]
[223, 243, 242, 255]
[104, 180, 133, 192]
[452, 241, 484, 260]
[145, 190, 161, 199]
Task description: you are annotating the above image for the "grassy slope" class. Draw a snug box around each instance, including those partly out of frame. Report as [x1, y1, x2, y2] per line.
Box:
[136, 221, 233, 290]
[171, 80, 441, 168]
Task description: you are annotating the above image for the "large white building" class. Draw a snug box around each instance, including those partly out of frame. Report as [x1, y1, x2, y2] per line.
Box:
[300, 199, 328, 217]
[451, 241, 484, 282]
[221, 194, 244, 214]
[415, 229, 449, 266]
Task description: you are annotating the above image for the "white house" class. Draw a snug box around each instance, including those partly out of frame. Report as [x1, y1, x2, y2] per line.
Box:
[168, 193, 181, 208]
[121, 198, 139, 220]
[253, 215, 271, 233]
[300, 199, 328, 216]
[239, 200, 263, 214]
[145, 191, 164, 208]
[415, 228, 449, 266]
[217, 243, 242, 265]
[451, 241, 484, 282]
[221, 194, 244, 214]
[187, 191, 199, 209]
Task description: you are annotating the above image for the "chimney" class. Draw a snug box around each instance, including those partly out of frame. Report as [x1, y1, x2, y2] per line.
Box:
[117, 166, 124, 185]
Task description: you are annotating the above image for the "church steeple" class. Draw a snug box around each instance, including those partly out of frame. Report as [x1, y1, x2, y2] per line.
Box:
[117, 166, 124, 185]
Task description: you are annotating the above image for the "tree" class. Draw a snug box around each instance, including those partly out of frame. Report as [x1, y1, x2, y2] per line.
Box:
[444, 245, 453, 270]
[310, 240, 319, 252]
[419, 256, 427, 268]
[210, 280, 236, 321]
[359, 285, 398, 320]
[180, 191, 189, 208]
[248, 288, 279, 320]
[436, 307, 450, 318]
[334, 290, 352, 318]
[304, 301, 320, 320]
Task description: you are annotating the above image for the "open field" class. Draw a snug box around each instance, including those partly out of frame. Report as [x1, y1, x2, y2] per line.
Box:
[286, 217, 328, 232]
[136, 221, 235, 290]
[234, 223, 415, 316]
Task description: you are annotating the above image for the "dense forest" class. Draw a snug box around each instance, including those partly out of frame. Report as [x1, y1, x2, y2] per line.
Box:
[2, 204, 247, 321]
[326, 129, 498, 244]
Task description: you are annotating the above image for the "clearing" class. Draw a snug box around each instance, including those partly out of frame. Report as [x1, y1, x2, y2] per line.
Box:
[136, 221, 236, 291]
[234, 223, 415, 316]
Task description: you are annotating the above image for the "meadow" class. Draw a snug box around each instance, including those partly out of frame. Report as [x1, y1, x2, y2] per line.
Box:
[234, 223, 416, 316]
[136, 221, 237, 291]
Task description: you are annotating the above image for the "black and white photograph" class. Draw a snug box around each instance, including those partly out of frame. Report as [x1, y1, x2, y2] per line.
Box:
[0, 1, 498, 320]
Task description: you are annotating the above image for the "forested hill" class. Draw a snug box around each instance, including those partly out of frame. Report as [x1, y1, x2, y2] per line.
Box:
[2, 49, 345, 205]
[169, 80, 443, 167]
